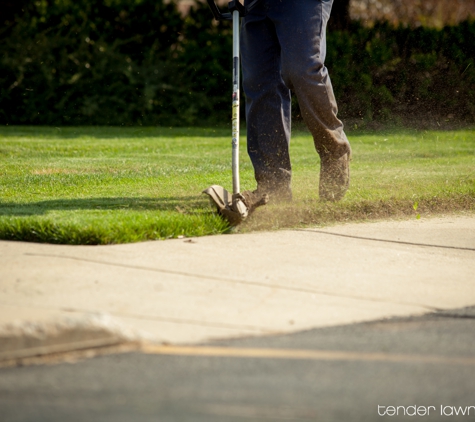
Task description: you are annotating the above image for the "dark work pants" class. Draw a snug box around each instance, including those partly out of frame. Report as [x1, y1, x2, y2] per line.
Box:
[241, 0, 351, 190]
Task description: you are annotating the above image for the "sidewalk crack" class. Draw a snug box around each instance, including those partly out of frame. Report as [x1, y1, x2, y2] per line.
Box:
[24, 252, 439, 312]
[297, 229, 475, 252]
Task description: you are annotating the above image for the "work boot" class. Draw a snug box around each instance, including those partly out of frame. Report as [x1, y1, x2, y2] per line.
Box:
[240, 190, 269, 211]
[255, 183, 292, 204]
[319, 151, 350, 202]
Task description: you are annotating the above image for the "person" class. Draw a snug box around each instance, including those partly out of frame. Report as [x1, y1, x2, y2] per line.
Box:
[241, 0, 352, 203]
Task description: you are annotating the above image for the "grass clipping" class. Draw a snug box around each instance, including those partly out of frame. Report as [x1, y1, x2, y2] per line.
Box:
[239, 194, 475, 233]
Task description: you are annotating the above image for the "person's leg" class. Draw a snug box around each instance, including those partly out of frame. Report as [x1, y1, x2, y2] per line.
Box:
[270, 0, 351, 200]
[241, 0, 292, 199]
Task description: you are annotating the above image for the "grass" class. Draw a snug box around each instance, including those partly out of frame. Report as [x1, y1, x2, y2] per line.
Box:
[0, 125, 474, 244]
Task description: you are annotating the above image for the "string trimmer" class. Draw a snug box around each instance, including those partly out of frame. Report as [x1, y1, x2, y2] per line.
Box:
[202, 0, 268, 226]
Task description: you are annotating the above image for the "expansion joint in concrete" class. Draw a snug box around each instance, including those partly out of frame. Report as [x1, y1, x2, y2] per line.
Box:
[23, 252, 439, 312]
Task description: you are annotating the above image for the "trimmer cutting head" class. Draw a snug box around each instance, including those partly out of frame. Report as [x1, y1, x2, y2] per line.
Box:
[203, 185, 268, 226]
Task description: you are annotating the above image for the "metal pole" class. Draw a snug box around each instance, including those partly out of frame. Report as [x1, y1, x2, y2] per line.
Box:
[231, 9, 240, 194]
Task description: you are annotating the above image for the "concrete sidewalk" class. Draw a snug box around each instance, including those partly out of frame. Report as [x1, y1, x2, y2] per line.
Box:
[1, 214, 474, 363]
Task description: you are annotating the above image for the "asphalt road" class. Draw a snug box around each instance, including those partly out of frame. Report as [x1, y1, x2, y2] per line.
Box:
[1, 306, 475, 422]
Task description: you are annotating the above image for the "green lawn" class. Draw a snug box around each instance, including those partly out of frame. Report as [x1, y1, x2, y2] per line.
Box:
[0, 125, 474, 244]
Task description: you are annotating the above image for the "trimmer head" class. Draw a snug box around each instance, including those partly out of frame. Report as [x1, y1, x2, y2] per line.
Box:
[203, 185, 268, 226]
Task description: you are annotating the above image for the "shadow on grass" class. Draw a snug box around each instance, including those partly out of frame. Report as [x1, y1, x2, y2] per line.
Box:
[0, 196, 209, 216]
[0, 126, 230, 140]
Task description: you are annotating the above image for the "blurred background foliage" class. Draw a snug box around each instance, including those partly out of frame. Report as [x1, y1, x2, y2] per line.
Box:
[349, 0, 475, 28]
[0, 0, 474, 126]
